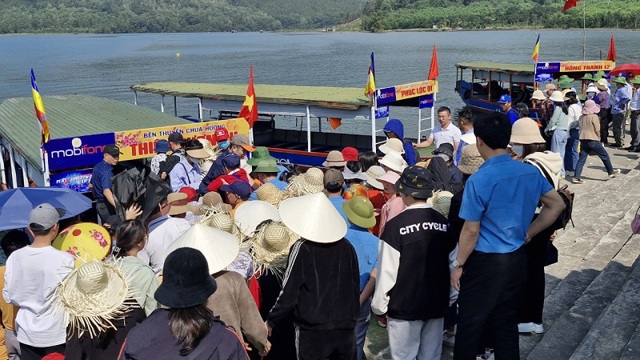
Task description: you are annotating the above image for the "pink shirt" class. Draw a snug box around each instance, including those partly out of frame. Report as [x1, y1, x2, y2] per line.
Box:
[379, 195, 406, 236]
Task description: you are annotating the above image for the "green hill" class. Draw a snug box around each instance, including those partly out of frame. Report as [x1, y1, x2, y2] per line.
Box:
[0, 0, 364, 33]
[362, 0, 640, 32]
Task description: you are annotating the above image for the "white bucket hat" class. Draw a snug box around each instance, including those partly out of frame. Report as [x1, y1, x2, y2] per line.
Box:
[379, 138, 405, 155]
[234, 200, 281, 236]
[549, 90, 565, 103]
[55, 261, 133, 338]
[429, 190, 454, 218]
[278, 193, 347, 243]
[586, 85, 598, 93]
[165, 224, 240, 275]
[531, 89, 546, 101]
[460, 132, 477, 145]
[379, 152, 408, 173]
[365, 165, 386, 190]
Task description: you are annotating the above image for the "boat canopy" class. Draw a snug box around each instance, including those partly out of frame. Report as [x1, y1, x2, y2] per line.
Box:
[456, 62, 535, 75]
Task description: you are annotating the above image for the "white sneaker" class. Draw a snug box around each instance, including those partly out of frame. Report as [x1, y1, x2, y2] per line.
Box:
[609, 169, 621, 178]
[518, 322, 544, 334]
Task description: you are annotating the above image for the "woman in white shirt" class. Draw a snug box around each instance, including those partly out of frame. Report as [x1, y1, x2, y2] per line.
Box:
[564, 90, 582, 176]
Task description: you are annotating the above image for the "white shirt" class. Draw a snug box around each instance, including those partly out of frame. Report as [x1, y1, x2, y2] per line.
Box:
[138, 216, 191, 274]
[3, 246, 74, 347]
[169, 158, 202, 192]
[630, 88, 640, 111]
[428, 123, 462, 148]
[150, 153, 167, 175]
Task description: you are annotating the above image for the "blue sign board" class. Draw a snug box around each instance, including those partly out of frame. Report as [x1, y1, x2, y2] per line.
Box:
[535, 62, 562, 75]
[50, 168, 93, 193]
[375, 106, 389, 119]
[44, 133, 115, 172]
[419, 94, 434, 109]
[376, 87, 397, 107]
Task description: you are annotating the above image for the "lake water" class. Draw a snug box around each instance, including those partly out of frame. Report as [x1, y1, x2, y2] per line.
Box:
[1, 30, 639, 134]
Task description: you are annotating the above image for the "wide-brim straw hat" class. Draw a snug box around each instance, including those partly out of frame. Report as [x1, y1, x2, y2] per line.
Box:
[582, 100, 601, 115]
[531, 89, 546, 101]
[167, 192, 189, 216]
[511, 117, 545, 145]
[549, 90, 565, 103]
[199, 212, 243, 241]
[596, 78, 609, 91]
[365, 165, 386, 190]
[562, 88, 576, 101]
[53, 223, 112, 267]
[197, 138, 218, 158]
[256, 183, 285, 207]
[251, 221, 299, 276]
[379, 138, 405, 155]
[165, 224, 240, 275]
[55, 260, 133, 338]
[460, 132, 477, 145]
[377, 171, 401, 186]
[457, 145, 484, 175]
[189, 192, 232, 216]
[322, 150, 346, 168]
[429, 190, 454, 218]
[186, 148, 211, 159]
[279, 193, 347, 243]
[234, 200, 281, 236]
[286, 167, 325, 196]
[379, 152, 408, 173]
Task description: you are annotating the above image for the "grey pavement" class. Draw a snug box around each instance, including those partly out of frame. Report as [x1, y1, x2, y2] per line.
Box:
[365, 132, 640, 360]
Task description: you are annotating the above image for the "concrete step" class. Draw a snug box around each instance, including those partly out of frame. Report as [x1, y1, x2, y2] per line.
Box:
[619, 318, 640, 360]
[569, 254, 640, 359]
[526, 205, 640, 360]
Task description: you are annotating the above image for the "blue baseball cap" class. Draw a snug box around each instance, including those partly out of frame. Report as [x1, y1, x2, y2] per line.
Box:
[220, 181, 252, 199]
[154, 139, 170, 153]
[497, 94, 512, 104]
[221, 154, 241, 169]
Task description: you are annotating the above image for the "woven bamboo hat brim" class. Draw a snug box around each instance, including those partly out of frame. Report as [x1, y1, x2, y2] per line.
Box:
[257, 183, 285, 207]
[429, 190, 454, 218]
[251, 221, 300, 276]
[457, 145, 484, 175]
[199, 212, 243, 241]
[189, 192, 232, 215]
[278, 192, 347, 244]
[234, 200, 281, 237]
[55, 260, 134, 338]
[286, 167, 325, 197]
[165, 224, 240, 275]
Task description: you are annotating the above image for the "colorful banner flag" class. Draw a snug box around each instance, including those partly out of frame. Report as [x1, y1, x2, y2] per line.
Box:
[30, 69, 51, 145]
[531, 34, 540, 63]
[428, 45, 439, 80]
[364, 52, 376, 97]
[562, 0, 579, 12]
[238, 66, 258, 129]
[607, 34, 616, 62]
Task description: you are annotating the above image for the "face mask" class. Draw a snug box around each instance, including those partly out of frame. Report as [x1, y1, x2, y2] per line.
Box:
[511, 144, 524, 158]
[218, 141, 230, 150]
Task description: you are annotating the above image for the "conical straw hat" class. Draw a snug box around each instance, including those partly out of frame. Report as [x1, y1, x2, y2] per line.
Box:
[165, 224, 240, 274]
[234, 200, 281, 236]
[278, 193, 347, 243]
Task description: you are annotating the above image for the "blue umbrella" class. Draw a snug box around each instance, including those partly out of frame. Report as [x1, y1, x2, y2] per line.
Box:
[0, 187, 93, 231]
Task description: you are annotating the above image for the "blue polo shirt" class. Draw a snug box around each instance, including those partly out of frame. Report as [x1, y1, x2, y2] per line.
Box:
[345, 224, 379, 292]
[90, 160, 113, 200]
[460, 154, 552, 254]
[328, 195, 349, 225]
[506, 108, 520, 125]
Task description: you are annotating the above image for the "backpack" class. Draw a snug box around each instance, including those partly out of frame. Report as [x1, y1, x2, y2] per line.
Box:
[403, 139, 422, 164]
[525, 158, 575, 231]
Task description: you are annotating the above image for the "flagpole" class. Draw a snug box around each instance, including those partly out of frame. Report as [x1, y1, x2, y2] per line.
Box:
[583, 0, 586, 60]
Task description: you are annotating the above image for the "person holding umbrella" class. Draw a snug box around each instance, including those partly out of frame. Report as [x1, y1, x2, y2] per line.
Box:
[91, 144, 121, 223]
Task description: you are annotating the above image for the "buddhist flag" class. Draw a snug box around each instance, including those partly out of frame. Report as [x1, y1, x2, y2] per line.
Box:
[563, 0, 579, 12]
[607, 34, 616, 62]
[364, 52, 376, 97]
[238, 66, 258, 128]
[30, 69, 50, 145]
[531, 34, 540, 63]
[428, 45, 439, 80]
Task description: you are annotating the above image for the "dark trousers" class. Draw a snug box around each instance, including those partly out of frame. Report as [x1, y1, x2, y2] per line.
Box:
[20, 343, 65, 360]
[630, 110, 640, 147]
[518, 223, 555, 324]
[296, 328, 356, 360]
[454, 247, 527, 360]
[599, 108, 610, 143]
[95, 199, 115, 223]
[575, 140, 614, 179]
[564, 128, 580, 172]
[612, 112, 626, 146]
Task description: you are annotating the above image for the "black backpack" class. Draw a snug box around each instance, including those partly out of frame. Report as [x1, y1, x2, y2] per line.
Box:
[525, 158, 575, 230]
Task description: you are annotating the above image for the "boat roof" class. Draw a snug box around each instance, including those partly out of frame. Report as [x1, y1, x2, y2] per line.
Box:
[0, 95, 190, 170]
[130, 82, 372, 111]
[456, 62, 534, 75]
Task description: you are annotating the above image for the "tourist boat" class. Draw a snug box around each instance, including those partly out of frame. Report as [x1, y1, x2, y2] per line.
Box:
[455, 60, 615, 116]
[130, 81, 439, 167]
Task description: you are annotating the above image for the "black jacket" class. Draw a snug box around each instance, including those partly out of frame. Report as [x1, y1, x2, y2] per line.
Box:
[267, 239, 360, 331]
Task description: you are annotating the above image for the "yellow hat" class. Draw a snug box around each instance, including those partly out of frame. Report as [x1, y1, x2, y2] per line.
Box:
[53, 223, 112, 267]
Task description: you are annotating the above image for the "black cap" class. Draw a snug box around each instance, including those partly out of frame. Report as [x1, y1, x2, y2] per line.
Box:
[103, 144, 121, 157]
[395, 166, 436, 199]
[432, 142, 454, 159]
[168, 132, 184, 144]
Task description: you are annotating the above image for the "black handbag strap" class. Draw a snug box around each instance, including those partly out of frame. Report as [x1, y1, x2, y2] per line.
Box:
[525, 158, 555, 189]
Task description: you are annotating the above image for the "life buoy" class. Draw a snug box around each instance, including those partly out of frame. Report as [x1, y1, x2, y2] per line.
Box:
[462, 89, 471, 100]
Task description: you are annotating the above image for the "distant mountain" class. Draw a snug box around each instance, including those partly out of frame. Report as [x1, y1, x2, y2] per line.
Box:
[0, 0, 365, 34]
[361, 0, 640, 32]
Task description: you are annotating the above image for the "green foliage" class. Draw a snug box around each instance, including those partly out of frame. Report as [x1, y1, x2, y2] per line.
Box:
[361, 0, 640, 31]
[0, 0, 364, 33]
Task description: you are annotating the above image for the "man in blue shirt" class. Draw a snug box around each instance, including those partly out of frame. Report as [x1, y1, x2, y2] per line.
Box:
[450, 114, 565, 360]
[91, 144, 120, 222]
[342, 196, 378, 360]
[323, 169, 349, 224]
[611, 76, 631, 148]
[498, 94, 520, 125]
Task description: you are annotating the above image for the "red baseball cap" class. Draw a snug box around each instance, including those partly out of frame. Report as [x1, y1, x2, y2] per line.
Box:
[215, 128, 229, 142]
[179, 187, 198, 202]
[341, 147, 359, 162]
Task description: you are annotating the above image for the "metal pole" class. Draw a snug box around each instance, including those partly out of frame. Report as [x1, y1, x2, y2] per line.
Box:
[583, 0, 587, 61]
[370, 96, 377, 151]
[160, 95, 165, 113]
[198, 98, 203, 121]
[20, 156, 28, 188]
[418, 108, 422, 142]
[42, 147, 50, 187]
[134, 91, 138, 105]
[306, 106, 311, 152]
[8, 145, 17, 188]
[0, 145, 6, 186]
[174, 96, 178, 117]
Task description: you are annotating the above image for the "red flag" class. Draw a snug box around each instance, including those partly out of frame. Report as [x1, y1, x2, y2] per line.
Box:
[238, 66, 258, 128]
[607, 34, 616, 62]
[428, 45, 439, 80]
[563, 0, 579, 12]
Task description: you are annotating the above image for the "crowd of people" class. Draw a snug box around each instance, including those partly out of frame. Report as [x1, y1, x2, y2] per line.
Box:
[0, 74, 635, 359]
